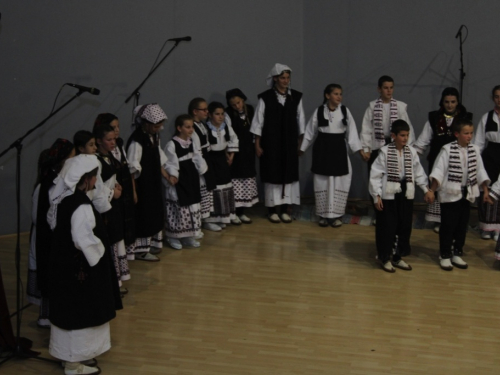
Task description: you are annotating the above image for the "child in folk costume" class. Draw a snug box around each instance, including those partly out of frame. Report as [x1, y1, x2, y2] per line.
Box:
[94, 113, 137, 257]
[28, 139, 75, 328]
[47, 154, 122, 375]
[204, 101, 239, 226]
[225, 88, 259, 224]
[93, 124, 130, 293]
[188, 97, 219, 233]
[414, 87, 472, 233]
[163, 115, 208, 249]
[360, 75, 415, 174]
[485, 175, 500, 259]
[472, 85, 500, 241]
[250, 63, 306, 224]
[299, 84, 363, 228]
[73, 130, 113, 215]
[430, 119, 491, 271]
[370, 120, 434, 273]
[126, 103, 169, 262]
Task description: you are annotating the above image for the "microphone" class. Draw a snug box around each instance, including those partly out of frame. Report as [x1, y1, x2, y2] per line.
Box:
[455, 25, 464, 39]
[167, 36, 192, 42]
[66, 83, 100, 95]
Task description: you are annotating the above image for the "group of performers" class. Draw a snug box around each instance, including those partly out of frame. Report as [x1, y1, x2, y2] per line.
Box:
[23, 62, 500, 374]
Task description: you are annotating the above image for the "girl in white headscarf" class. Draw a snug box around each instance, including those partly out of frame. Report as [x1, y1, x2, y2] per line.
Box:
[126, 103, 169, 261]
[47, 154, 122, 375]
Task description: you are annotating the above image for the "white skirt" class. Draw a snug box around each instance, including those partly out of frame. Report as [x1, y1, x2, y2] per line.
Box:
[49, 322, 111, 362]
[313, 171, 351, 219]
[264, 182, 300, 207]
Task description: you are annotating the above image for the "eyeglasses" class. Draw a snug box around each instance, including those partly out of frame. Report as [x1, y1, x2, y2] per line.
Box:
[195, 108, 208, 112]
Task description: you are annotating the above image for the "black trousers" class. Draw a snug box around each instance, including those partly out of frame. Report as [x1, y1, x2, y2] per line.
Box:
[439, 198, 470, 259]
[375, 187, 414, 264]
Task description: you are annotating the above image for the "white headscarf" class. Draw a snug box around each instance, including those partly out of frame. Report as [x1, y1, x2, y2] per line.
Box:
[266, 63, 292, 87]
[48, 154, 99, 229]
[133, 103, 168, 128]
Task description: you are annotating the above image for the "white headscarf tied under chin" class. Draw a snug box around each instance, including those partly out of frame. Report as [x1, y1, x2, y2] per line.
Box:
[266, 63, 292, 88]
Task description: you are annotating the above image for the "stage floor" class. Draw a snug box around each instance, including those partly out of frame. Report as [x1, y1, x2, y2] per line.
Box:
[1, 206, 499, 374]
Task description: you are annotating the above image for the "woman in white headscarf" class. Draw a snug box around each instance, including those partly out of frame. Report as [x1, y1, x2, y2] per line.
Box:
[47, 154, 122, 375]
[250, 63, 306, 223]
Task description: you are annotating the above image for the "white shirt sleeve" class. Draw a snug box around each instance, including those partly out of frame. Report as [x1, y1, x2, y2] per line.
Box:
[411, 148, 429, 193]
[413, 121, 433, 154]
[345, 108, 362, 154]
[127, 140, 143, 178]
[472, 112, 488, 153]
[250, 98, 265, 136]
[297, 98, 306, 135]
[300, 108, 318, 152]
[71, 204, 105, 267]
[429, 147, 448, 189]
[226, 122, 239, 152]
[360, 105, 374, 153]
[369, 149, 386, 203]
[163, 141, 179, 179]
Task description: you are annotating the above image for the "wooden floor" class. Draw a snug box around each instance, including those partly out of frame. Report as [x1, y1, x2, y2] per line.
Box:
[1, 210, 500, 374]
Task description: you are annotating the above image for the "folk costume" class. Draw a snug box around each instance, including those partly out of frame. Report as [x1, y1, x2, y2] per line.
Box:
[203, 118, 239, 224]
[430, 142, 490, 260]
[95, 150, 130, 284]
[191, 119, 216, 219]
[250, 64, 306, 211]
[47, 155, 122, 368]
[225, 89, 259, 218]
[360, 98, 414, 174]
[473, 110, 500, 233]
[126, 104, 168, 258]
[300, 103, 362, 220]
[28, 139, 74, 327]
[163, 136, 207, 240]
[414, 95, 472, 224]
[369, 143, 429, 265]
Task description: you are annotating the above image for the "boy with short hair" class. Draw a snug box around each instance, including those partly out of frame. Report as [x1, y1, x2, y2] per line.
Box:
[430, 119, 491, 270]
[369, 120, 434, 272]
[360, 76, 415, 172]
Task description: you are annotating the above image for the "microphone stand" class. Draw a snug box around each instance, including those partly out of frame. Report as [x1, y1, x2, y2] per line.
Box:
[0, 89, 85, 367]
[124, 39, 182, 112]
[455, 25, 467, 100]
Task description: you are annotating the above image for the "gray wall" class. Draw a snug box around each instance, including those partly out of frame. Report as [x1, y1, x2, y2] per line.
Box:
[0, 1, 498, 235]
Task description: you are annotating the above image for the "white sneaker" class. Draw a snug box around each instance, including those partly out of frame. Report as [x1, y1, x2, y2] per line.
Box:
[194, 231, 204, 240]
[392, 259, 412, 270]
[451, 255, 468, 269]
[135, 253, 160, 262]
[203, 222, 222, 232]
[440, 258, 453, 271]
[218, 223, 227, 229]
[167, 238, 182, 250]
[180, 237, 200, 248]
[268, 213, 280, 223]
[37, 318, 51, 328]
[331, 218, 342, 228]
[280, 213, 292, 223]
[433, 224, 440, 233]
[382, 261, 395, 273]
[64, 363, 101, 375]
[239, 214, 252, 224]
[481, 231, 492, 240]
[231, 217, 242, 225]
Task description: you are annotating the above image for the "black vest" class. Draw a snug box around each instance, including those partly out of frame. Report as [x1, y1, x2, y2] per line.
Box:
[311, 106, 348, 176]
[427, 109, 472, 171]
[258, 88, 302, 184]
[126, 128, 164, 238]
[49, 190, 122, 330]
[226, 105, 257, 179]
[172, 139, 201, 206]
